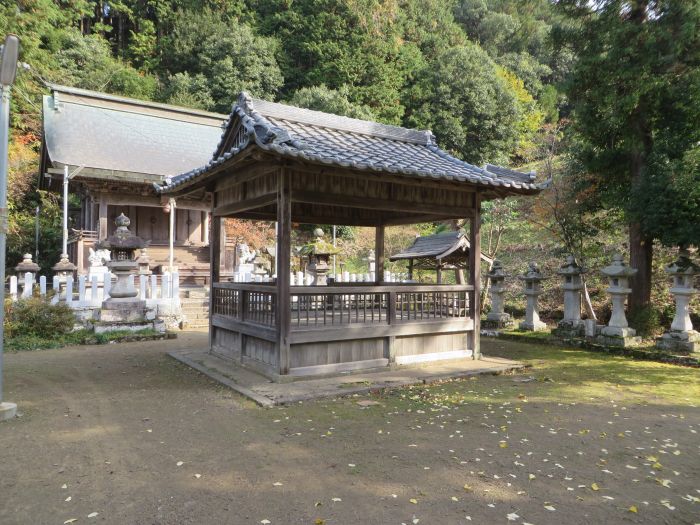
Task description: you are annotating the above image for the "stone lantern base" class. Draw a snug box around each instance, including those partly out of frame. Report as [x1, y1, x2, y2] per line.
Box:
[553, 319, 586, 338]
[656, 330, 700, 354]
[596, 326, 641, 347]
[484, 312, 513, 329]
[519, 318, 547, 332]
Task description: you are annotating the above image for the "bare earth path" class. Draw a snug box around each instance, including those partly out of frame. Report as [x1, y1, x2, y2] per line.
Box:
[1, 334, 698, 525]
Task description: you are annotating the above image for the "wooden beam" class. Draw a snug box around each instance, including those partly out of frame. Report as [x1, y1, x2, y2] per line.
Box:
[375, 222, 385, 283]
[276, 168, 292, 375]
[469, 192, 482, 359]
[292, 190, 471, 217]
[213, 193, 277, 217]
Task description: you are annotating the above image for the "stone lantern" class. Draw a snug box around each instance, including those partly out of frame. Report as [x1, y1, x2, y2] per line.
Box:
[52, 253, 76, 279]
[135, 247, 152, 276]
[656, 249, 699, 353]
[97, 213, 149, 323]
[302, 228, 340, 286]
[486, 260, 511, 327]
[518, 262, 548, 331]
[15, 253, 39, 280]
[556, 255, 585, 335]
[599, 254, 639, 346]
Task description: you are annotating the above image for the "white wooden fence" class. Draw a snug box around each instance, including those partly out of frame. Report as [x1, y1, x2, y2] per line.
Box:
[9, 272, 180, 309]
[229, 271, 406, 285]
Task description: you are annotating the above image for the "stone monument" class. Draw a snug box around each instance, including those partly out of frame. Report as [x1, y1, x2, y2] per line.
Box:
[485, 260, 512, 327]
[518, 262, 547, 331]
[554, 255, 586, 336]
[598, 254, 640, 347]
[235, 243, 256, 277]
[96, 214, 161, 333]
[656, 249, 699, 354]
[135, 247, 152, 275]
[52, 253, 76, 279]
[87, 247, 111, 282]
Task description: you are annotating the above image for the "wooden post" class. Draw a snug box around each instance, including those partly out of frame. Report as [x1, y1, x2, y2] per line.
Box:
[209, 210, 221, 351]
[276, 168, 292, 375]
[375, 222, 385, 283]
[436, 263, 442, 284]
[98, 194, 108, 239]
[408, 259, 414, 281]
[469, 193, 482, 359]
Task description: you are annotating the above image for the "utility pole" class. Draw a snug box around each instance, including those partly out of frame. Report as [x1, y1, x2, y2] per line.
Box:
[0, 34, 20, 422]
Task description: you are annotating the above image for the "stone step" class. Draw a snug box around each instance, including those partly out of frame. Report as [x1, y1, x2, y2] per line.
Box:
[182, 313, 210, 320]
[180, 289, 210, 299]
[181, 320, 210, 329]
[180, 299, 210, 307]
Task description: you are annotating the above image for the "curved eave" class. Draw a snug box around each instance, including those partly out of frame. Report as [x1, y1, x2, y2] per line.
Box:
[156, 139, 544, 197]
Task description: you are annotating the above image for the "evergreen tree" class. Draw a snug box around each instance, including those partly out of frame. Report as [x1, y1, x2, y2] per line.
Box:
[556, 0, 700, 311]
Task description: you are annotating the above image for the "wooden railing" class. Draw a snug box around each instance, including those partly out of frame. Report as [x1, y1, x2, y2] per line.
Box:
[211, 283, 473, 330]
[212, 282, 277, 327]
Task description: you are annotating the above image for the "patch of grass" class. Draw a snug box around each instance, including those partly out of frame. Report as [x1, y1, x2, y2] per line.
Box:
[6, 328, 164, 352]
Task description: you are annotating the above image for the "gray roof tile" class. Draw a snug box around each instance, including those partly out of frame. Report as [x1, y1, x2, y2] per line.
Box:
[159, 92, 543, 194]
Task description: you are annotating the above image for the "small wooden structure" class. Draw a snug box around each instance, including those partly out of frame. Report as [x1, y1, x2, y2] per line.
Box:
[39, 84, 226, 282]
[390, 231, 493, 283]
[158, 93, 544, 379]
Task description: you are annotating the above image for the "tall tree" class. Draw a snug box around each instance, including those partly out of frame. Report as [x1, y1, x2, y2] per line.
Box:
[555, 0, 700, 311]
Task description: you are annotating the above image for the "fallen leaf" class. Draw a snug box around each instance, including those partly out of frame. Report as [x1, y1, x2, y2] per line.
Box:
[87, 512, 98, 518]
[194, 474, 201, 479]
[314, 519, 325, 525]
[591, 483, 600, 491]
[628, 506, 638, 513]
[176, 461, 184, 467]
[409, 498, 418, 504]
[331, 498, 341, 502]
[273, 482, 283, 486]
[544, 505, 556, 511]
[261, 520, 271, 524]
[507, 512, 519, 521]
[63, 520, 77, 524]
[65, 496, 72, 502]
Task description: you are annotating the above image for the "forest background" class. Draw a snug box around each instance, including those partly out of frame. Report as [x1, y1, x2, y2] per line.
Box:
[1, 0, 698, 334]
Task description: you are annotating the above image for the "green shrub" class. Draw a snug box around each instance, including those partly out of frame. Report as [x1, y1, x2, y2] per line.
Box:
[628, 305, 662, 338]
[4, 297, 75, 339]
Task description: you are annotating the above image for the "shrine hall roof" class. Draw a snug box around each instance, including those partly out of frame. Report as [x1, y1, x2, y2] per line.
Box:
[42, 84, 227, 182]
[157, 92, 544, 194]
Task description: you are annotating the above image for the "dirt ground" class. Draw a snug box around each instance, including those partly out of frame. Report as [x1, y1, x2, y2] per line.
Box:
[0, 333, 698, 525]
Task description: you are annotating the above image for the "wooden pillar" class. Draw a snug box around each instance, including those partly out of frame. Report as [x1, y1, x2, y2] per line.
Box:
[276, 168, 292, 375]
[469, 193, 482, 359]
[98, 194, 108, 239]
[436, 262, 443, 284]
[375, 222, 385, 283]
[209, 207, 221, 351]
[203, 211, 210, 245]
[408, 259, 414, 281]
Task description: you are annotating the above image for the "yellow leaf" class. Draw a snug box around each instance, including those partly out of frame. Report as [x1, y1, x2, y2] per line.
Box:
[652, 462, 662, 470]
[463, 484, 472, 492]
[499, 442, 509, 449]
[591, 483, 600, 491]
[528, 474, 536, 480]
[628, 506, 638, 513]
[646, 455, 658, 462]
[409, 498, 418, 504]
[315, 519, 325, 525]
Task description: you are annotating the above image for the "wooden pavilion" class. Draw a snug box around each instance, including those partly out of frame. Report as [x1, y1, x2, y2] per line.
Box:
[390, 231, 493, 283]
[157, 93, 544, 379]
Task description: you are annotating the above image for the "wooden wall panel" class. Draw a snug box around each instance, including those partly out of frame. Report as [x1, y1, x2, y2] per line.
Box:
[393, 333, 468, 357]
[290, 339, 384, 368]
[211, 327, 241, 361]
[243, 336, 278, 367]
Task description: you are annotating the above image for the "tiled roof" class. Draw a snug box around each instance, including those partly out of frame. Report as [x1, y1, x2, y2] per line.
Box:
[158, 92, 544, 194]
[43, 84, 227, 180]
[390, 231, 491, 263]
